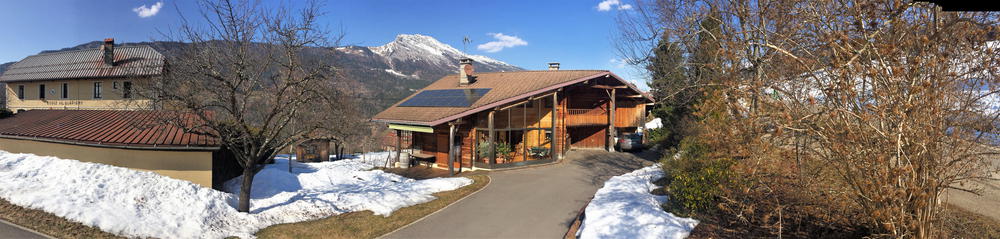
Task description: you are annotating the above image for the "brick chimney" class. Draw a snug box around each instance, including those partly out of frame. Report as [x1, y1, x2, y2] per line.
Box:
[101, 38, 115, 66]
[459, 58, 475, 85]
[548, 62, 560, 71]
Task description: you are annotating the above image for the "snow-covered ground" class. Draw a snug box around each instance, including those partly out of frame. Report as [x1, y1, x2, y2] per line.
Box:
[0, 150, 471, 238]
[579, 166, 698, 239]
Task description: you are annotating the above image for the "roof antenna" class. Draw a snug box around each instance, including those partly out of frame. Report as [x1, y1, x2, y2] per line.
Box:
[462, 36, 472, 53]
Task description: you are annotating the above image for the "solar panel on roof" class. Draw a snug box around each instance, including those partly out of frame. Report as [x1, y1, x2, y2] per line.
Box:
[399, 88, 491, 107]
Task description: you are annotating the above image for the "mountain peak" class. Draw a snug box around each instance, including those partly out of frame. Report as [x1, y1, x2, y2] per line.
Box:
[370, 33, 515, 69]
[394, 33, 436, 41]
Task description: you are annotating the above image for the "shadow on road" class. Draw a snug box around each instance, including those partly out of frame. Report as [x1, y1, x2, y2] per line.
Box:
[568, 149, 660, 186]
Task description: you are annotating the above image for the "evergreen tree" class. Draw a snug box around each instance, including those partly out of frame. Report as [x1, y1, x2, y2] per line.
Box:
[646, 33, 688, 147]
[691, 12, 721, 85]
[646, 12, 722, 148]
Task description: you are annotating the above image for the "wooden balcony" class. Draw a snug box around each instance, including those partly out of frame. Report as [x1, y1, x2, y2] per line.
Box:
[566, 108, 608, 126]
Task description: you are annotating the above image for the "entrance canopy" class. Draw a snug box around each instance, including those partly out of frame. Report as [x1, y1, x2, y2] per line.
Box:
[388, 123, 434, 133]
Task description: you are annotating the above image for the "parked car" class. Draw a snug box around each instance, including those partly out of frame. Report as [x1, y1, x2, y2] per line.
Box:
[617, 133, 644, 152]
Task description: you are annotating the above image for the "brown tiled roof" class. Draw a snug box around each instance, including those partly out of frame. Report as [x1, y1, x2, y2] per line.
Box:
[372, 70, 650, 126]
[0, 46, 164, 83]
[0, 110, 218, 148]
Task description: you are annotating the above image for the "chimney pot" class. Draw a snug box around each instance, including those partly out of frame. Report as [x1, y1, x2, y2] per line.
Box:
[102, 38, 115, 66]
[459, 58, 475, 85]
[548, 62, 560, 71]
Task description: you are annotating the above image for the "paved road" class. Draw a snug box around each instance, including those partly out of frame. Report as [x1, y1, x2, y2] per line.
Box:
[0, 219, 49, 239]
[384, 149, 657, 239]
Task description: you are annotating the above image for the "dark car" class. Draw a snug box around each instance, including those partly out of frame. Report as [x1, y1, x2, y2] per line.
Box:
[617, 133, 644, 152]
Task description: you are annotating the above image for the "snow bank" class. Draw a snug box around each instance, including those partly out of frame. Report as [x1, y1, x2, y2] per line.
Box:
[0, 150, 471, 238]
[579, 166, 698, 239]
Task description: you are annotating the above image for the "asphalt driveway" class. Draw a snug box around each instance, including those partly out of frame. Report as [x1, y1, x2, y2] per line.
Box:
[0, 219, 49, 239]
[383, 149, 658, 239]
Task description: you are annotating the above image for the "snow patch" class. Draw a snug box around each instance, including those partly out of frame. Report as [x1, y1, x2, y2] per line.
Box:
[384, 68, 419, 79]
[0, 150, 471, 238]
[579, 166, 698, 239]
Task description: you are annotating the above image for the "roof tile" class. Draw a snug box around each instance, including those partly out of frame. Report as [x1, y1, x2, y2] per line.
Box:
[0, 110, 217, 148]
[0, 46, 164, 82]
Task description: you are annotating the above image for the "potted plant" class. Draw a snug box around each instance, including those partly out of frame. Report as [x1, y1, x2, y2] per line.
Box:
[477, 141, 514, 163]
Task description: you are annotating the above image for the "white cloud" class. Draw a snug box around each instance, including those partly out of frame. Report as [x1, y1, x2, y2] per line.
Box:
[476, 33, 527, 53]
[133, 2, 164, 18]
[597, 0, 632, 11]
[609, 58, 627, 68]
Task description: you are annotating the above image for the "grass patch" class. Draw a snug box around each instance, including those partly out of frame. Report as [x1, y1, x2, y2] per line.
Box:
[0, 197, 122, 239]
[256, 175, 490, 239]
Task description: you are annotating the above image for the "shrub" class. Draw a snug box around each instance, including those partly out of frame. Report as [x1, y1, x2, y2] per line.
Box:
[645, 127, 670, 147]
[661, 138, 734, 217]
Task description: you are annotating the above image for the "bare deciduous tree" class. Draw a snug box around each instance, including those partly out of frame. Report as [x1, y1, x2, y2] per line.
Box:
[143, 0, 358, 212]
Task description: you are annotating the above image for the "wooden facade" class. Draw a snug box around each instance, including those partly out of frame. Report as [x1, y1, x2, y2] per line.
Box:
[407, 77, 648, 169]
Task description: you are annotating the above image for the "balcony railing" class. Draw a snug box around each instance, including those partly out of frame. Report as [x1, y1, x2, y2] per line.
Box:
[566, 108, 608, 126]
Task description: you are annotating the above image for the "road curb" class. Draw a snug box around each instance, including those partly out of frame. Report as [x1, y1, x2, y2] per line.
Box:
[564, 196, 593, 239]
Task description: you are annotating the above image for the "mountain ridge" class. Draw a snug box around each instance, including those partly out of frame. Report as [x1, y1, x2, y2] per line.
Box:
[0, 34, 524, 114]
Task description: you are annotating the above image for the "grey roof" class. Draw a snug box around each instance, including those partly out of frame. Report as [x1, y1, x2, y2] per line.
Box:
[0, 45, 164, 82]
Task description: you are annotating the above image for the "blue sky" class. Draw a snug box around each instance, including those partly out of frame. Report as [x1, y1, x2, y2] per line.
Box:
[0, 0, 646, 88]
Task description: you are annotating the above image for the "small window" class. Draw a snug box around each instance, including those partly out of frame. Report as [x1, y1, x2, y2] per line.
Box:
[93, 82, 103, 99]
[17, 85, 24, 100]
[113, 81, 119, 89]
[39, 84, 45, 99]
[123, 81, 133, 99]
[61, 83, 69, 99]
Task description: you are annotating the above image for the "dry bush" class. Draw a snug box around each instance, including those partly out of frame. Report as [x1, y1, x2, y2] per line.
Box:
[620, 0, 1000, 238]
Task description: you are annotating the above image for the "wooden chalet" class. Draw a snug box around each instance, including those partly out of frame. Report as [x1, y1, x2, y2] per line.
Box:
[373, 60, 653, 171]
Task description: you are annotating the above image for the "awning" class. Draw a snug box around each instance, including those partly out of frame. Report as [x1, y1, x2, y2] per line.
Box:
[388, 123, 434, 133]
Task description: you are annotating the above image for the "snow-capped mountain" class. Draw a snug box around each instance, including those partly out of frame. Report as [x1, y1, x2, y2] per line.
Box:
[337, 34, 522, 81]
[370, 34, 518, 72]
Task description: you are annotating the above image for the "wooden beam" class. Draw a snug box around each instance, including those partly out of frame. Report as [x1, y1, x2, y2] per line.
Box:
[448, 123, 455, 176]
[625, 95, 646, 98]
[552, 91, 558, 159]
[488, 110, 495, 166]
[395, 129, 401, 167]
[591, 85, 628, 89]
[608, 88, 617, 152]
